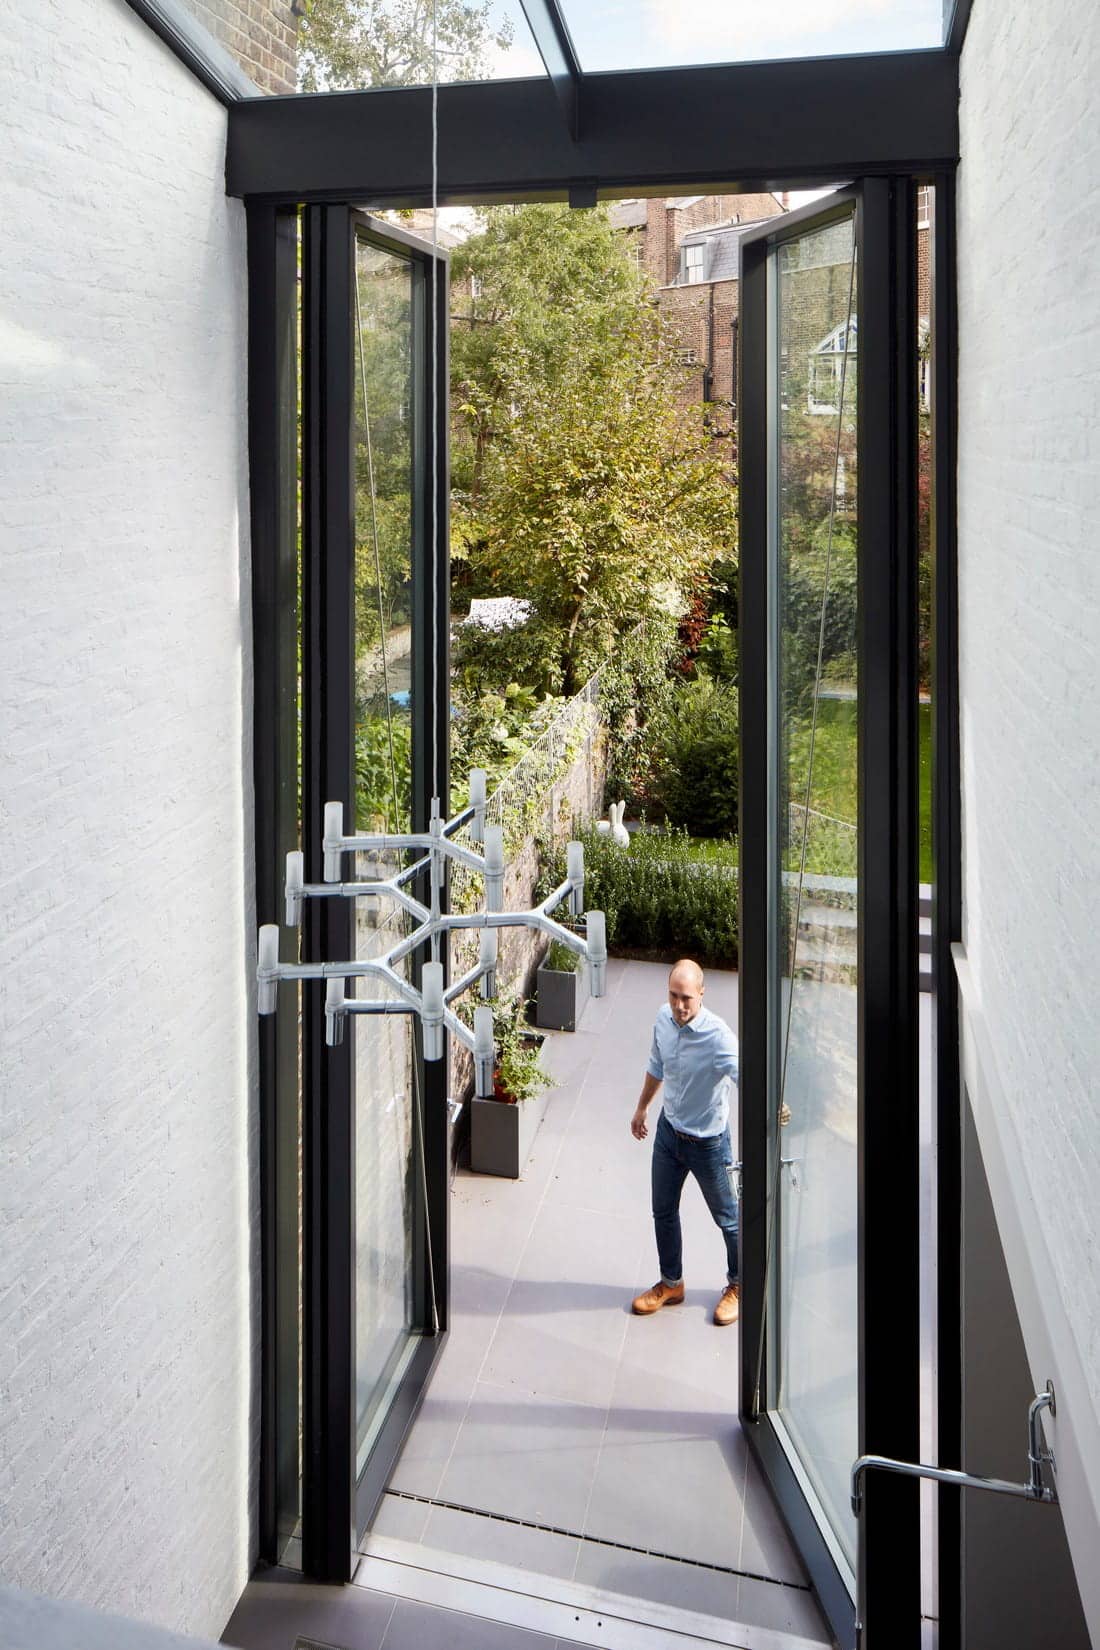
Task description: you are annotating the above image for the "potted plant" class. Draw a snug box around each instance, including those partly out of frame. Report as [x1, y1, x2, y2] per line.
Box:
[535, 937, 590, 1032]
[469, 995, 554, 1179]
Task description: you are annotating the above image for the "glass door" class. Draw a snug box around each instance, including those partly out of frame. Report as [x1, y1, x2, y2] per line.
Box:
[300, 206, 450, 1581]
[770, 205, 861, 1567]
[351, 227, 421, 1479]
[738, 183, 921, 1649]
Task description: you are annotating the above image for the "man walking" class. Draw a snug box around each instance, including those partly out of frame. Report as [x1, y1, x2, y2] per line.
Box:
[630, 959, 741, 1326]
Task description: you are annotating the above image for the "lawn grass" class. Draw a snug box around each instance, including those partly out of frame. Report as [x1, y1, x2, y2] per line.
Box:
[635, 694, 933, 884]
[784, 695, 933, 883]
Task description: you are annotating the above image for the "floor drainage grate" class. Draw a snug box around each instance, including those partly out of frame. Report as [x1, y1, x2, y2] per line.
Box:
[383, 1490, 811, 1592]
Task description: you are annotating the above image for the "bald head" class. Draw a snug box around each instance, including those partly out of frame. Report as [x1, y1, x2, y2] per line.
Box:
[668, 959, 705, 1025]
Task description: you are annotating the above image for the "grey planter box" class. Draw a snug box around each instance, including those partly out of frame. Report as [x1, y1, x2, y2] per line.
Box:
[535, 961, 590, 1032]
[469, 1084, 553, 1179]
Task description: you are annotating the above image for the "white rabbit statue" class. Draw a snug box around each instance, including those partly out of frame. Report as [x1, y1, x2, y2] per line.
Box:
[596, 800, 630, 848]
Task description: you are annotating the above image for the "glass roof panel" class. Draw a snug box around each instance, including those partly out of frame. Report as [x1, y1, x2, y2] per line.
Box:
[171, 0, 545, 98]
[559, 0, 944, 73]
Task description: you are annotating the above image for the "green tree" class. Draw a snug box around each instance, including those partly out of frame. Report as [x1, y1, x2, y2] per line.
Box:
[451, 205, 737, 693]
[297, 0, 513, 91]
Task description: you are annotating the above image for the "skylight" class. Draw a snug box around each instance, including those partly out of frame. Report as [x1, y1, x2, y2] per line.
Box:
[556, 0, 944, 74]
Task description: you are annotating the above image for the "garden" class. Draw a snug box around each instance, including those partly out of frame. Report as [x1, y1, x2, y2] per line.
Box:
[350, 195, 932, 1063]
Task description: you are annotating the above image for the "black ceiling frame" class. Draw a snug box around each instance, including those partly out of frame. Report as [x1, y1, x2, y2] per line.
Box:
[226, 49, 959, 205]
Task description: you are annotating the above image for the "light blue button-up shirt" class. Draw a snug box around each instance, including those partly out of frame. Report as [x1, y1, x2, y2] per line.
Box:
[647, 1003, 739, 1138]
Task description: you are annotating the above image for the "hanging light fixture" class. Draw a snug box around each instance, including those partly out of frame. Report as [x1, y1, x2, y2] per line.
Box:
[256, 771, 607, 1095]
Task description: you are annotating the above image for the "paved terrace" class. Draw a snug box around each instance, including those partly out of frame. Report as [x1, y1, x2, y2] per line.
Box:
[363, 958, 831, 1648]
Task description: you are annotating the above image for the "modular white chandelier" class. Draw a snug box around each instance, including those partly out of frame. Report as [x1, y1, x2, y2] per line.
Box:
[256, 768, 607, 1098]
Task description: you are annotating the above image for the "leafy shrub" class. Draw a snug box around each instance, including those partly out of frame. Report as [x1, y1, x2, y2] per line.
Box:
[542, 938, 581, 973]
[458, 992, 550, 1103]
[451, 681, 566, 791]
[452, 612, 563, 700]
[648, 678, 739, 837]
[696, 612, 738, 683]
[542, 826, 738, 969]
[600, 615, 679, 807]
[355, 715, 411, 832]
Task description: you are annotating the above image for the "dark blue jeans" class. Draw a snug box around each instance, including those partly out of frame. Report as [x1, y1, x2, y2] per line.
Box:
[652, 1109, 739, 1286]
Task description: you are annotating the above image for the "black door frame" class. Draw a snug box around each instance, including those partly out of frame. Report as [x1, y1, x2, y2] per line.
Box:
[295, 205, 452, 1581]
[243, 95, 959, 1630]
[737, 180, 921, 1650]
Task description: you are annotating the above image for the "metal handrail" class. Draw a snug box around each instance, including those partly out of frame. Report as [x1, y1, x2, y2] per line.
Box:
[850, 1385, 1057, 1646]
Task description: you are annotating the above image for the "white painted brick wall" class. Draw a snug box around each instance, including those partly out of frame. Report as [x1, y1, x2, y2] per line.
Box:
[958, 0, 1100, 1457]
[0, 1, 255, 1639]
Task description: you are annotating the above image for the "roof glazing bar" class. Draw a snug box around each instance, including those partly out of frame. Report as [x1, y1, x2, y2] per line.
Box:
[518, 0, 582, 139]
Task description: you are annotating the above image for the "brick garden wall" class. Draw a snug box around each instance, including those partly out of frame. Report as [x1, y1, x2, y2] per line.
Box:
[449, 729, 608, 1098]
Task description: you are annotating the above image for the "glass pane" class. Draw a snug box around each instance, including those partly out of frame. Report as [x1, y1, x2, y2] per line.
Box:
[352, 234, 420, 1473]
[169, 0, 545, 95]
[768, 210, 859, 1568]
[559, 0, 943, 73]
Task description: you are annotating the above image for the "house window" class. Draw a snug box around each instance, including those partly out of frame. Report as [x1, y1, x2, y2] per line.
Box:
[677, 346, 698, 366]
[680, 242, 705, 284]
[917, 184, 932, 228]
[808, 316, 858, 413]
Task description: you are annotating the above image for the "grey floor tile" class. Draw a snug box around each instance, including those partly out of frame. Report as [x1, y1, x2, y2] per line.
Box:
[614, 1305, 740, 1411]
[380, 1597, 560, 1650]
[572, 1541, 740, 1621]
[738, 1467, 811, 1586]
[223, 1573, 396, 1650]
[387, 1382, 473, 1499]
[735, 1575, 831, 1642]
[423, 1503, 581, 1578]
[540, 1132, 653, 1222]
[450, 1256, 515, 1320]
[438, 1382, 606, 1531]
[480, 1309, 627, 1409]
[367, 1490, 432, 1545]
[507, 1197, 643, 1290]
[582, 1430, 748, 1571]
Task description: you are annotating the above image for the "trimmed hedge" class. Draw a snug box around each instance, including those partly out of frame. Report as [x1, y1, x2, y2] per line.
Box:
[545, 825, 738, 970]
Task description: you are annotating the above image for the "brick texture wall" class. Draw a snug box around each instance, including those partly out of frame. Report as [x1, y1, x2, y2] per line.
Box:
[0, 2, 254, 1637]
[638, 191, 784, 287]
[957, 0, 1100, 1618]
[622, 193, 785, 442]
[189, 0, 299, 94]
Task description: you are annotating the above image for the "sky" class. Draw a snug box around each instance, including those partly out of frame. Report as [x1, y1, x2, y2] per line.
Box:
[485, 0, 943, 78]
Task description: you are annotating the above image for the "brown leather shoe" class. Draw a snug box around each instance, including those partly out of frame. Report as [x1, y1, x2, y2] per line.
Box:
[714, 1284, 740, 1326]
[632, 1280, 685, 1315]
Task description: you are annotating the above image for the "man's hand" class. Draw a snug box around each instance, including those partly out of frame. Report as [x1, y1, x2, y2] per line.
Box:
[779, 1102, 791, 1127]
[631, 1104, 649, 1141]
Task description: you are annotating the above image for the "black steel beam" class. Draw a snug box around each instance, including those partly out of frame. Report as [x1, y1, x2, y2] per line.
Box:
[227, 51, 958, 205]
[944, 0, 975, 55]
[857, 175, 921, 1647]
[518, 0, 582, 139]
[932, 167, 963, 1650]
[247, 202, 302, 1567]
[301, 203, 357, 1584]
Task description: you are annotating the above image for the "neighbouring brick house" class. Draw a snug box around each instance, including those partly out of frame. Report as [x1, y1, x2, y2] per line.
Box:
[609, 193, 786, 423]
[613, 189, 934, 423]
[189, 0, 300, 93]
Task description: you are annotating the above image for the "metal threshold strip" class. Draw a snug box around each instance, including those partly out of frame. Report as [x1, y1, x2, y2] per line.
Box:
[355, 1525, 826, 1650]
